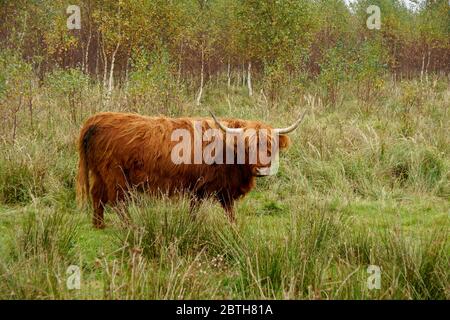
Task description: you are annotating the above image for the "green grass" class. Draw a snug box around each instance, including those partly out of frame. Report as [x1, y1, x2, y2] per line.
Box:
[0, 78, 448, 299]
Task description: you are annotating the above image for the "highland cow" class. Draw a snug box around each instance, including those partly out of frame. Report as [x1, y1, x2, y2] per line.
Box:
[76, 111, 305, 228]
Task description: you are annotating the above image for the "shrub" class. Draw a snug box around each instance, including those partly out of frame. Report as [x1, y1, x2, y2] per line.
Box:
[384, 141, 445, 192]
[0, 152, 46, 205]
[127, 46, 180, 114]
[44, 68, 90, 123]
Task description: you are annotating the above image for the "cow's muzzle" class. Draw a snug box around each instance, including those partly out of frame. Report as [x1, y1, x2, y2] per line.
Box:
[256, 152, 280, 176]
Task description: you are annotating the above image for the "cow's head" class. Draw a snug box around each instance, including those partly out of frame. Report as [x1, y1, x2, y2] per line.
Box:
[210, 111, 306, 176]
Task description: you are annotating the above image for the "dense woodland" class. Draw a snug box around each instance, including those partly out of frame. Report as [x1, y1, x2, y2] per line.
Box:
[1, 0, 449, 104]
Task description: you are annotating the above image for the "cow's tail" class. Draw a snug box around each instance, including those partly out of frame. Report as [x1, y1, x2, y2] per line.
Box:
[76, 125, 95, 206]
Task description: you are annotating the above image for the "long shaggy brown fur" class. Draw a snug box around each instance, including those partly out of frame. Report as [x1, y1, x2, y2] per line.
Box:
[76, 112, 291, 228]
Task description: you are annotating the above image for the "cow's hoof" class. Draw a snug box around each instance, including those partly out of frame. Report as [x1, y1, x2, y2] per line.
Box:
[93, 222, 106, 229]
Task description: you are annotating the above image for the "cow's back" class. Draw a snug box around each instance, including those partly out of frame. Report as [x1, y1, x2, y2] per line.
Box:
[80, 112, 223, 195]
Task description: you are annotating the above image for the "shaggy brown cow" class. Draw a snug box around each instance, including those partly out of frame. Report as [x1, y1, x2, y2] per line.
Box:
[76, 111, 305, 228]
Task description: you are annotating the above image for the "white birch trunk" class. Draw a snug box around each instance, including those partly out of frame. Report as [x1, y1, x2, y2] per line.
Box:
[247, 61, 253, 97]
[107, 41, 120, 97]
[177, 43, 183, 85]
[420, 52, 425, 83]
[227, 58, 231, 89]
[101, 38, 108, 89]
[425, 48, 431, 83]
[196, 46, 204, 106]
[84, 28, 92, 74]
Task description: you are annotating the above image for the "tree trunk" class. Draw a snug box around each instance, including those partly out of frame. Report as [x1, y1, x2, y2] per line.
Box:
[420, 51, 425, 83]
[196, 45, 204, 106]
[177, 43, 184, 85]
[227, 58, 231, 89]
[425, 48, 431, 83]
[236, 67, 241, 87]
[247, 61, 253, 97]
[125, 52, 130, 90]
[107, 41, 120, 97]
[12, 111, 17, 145]
[81, 42, 85, 73]
[95, 32, 100, 81]
[84, 27, 92, 74]
[101, 40, 108, 89]
[28, 80, 33, 129]
[69, 92, 76, 123]
[12, 95, 23, 144]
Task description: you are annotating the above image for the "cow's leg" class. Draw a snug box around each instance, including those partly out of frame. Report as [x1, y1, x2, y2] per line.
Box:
[217, 194, 236, 223]
[114, 188, 132, 226]
[105, 174, 131, 225]
[91, 175, 108, 229]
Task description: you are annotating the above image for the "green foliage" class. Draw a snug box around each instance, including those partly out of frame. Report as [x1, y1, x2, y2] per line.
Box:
[417, 0, 450, 48]
[13, 208, 79, 262]
[127, 46, 179, 113]
[0, 156, 46, 204]
[2, 0, 449, 89]
[0, 207, 79, 299]
[0, 50, 33, 101]
[113, 195, 221, 259]
[317, 45, 350, 106]
[385, 141, 446, 192]
[237, 0, 314, 62]
[44, 68, 90, 122]
[45, 68, 90, 96]
[351, 40, 388, 101]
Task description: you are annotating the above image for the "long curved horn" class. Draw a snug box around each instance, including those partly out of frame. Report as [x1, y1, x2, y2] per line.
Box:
[210, 111, 244, 134]
[274, 110, 307, 134]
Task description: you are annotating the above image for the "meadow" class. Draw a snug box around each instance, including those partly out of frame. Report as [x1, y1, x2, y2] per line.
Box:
[0, 75, 448, 299]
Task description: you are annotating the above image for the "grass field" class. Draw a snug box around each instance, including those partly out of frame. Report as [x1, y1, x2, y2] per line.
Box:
[0, 79, 448, 299]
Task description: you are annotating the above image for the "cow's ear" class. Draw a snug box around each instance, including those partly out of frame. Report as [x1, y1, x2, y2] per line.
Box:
[278, 134, 291, 149]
